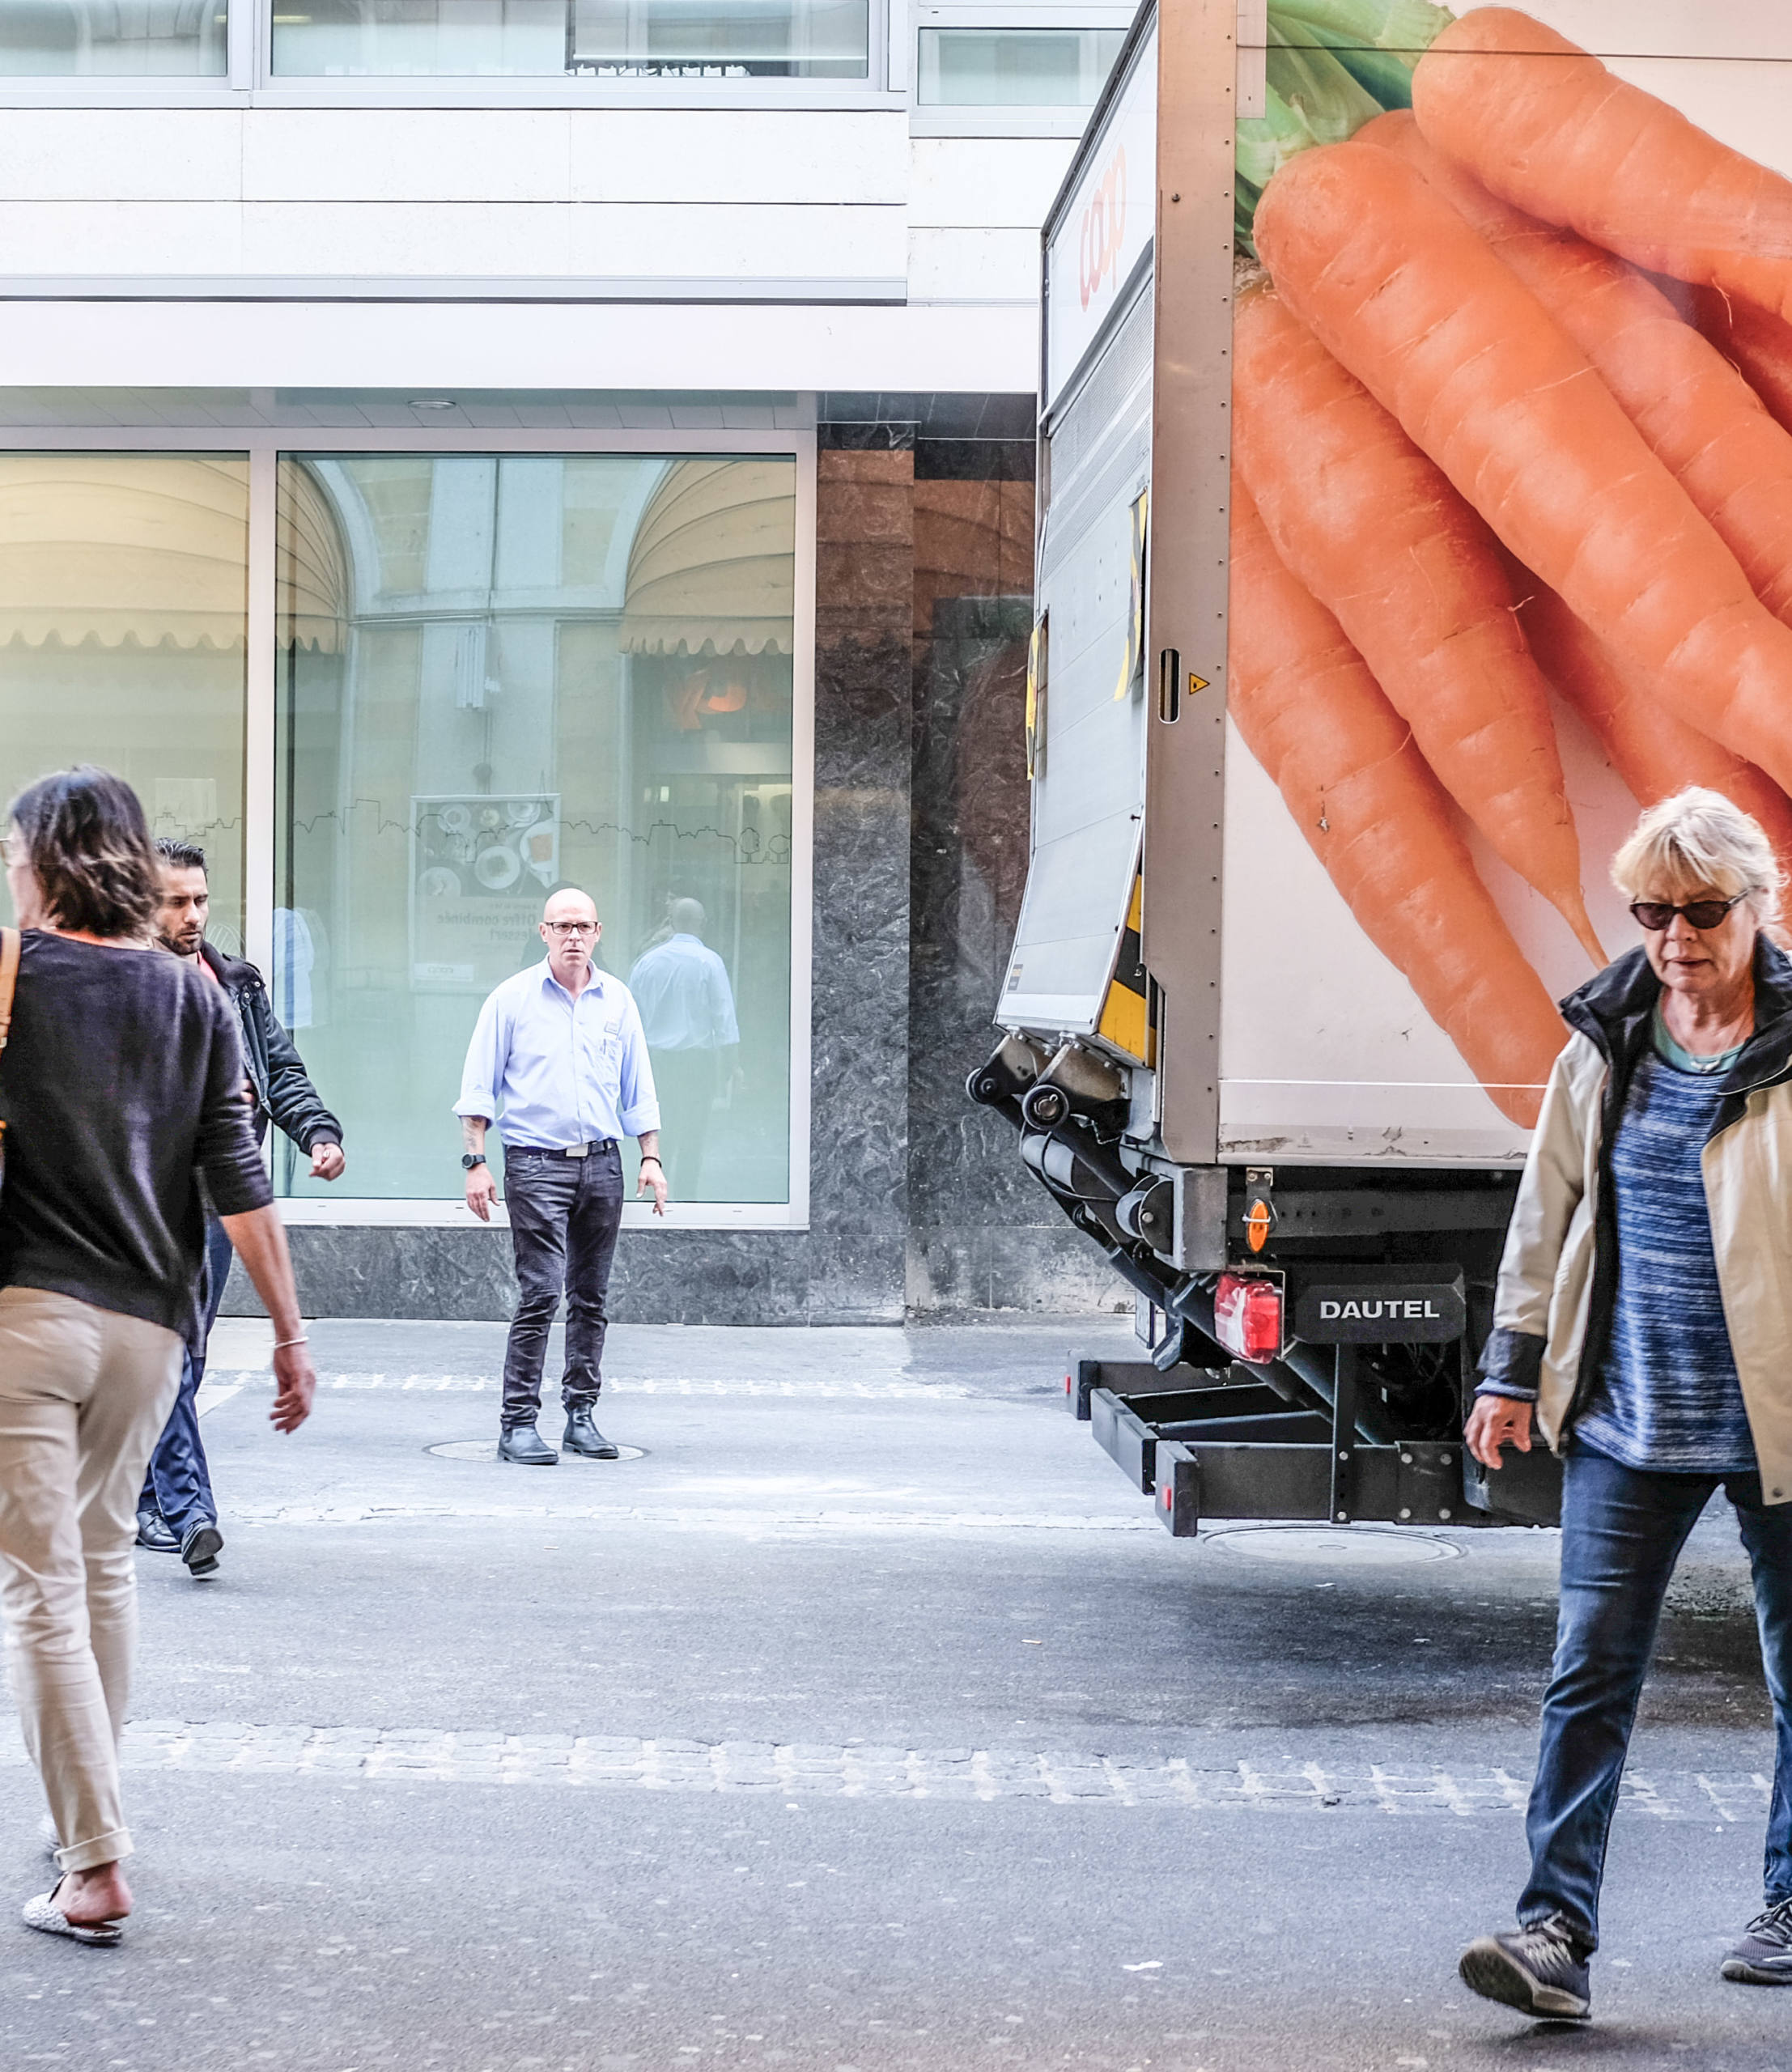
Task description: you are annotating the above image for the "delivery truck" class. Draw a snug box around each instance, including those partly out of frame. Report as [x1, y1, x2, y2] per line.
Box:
[975, 0, 1792, 1537]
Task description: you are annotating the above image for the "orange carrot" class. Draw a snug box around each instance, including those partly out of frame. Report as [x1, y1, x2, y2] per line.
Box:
[1254, 139, 1792, 798]
[1362, 110, 1792, 629]
[1506, 564, 1792, 888]
[1412, 9, 1792, 326]
[1229, 482, 1565, 1129]
[1695, 289, 1792, 444]
[1234, 278, 1603, 964]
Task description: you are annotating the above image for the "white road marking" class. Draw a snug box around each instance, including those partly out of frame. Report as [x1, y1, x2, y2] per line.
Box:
[0, 1718, 1764, 1817]
[206, 1371, 972, 1399]
[225, 1501, 1155, 1534]
[195, 1382, 244, 1419]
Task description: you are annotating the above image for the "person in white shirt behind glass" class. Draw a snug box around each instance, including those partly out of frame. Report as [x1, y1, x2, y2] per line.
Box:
[455, 889, 667, 1467]
[627, 898, 740, 1199]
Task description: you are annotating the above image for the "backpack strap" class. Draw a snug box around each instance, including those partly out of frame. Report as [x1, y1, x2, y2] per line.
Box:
[0, 925, 17, 1056]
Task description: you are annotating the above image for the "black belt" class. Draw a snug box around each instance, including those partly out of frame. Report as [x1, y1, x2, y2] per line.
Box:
[516, 1139, 617, 1159]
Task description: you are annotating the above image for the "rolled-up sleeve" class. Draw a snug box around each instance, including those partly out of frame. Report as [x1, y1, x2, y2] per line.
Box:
[197, 998, 273, 1216]
[455, 989, 507, 1121]
[617, 996, 661, 1137]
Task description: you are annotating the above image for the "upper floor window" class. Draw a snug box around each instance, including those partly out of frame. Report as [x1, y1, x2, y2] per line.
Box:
[271, 0, 870, 79]
[916, 23, 1123, 107]
[0, 0, 227, 74]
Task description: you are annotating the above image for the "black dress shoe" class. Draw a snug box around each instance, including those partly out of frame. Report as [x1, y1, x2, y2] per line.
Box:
[499, 1424, 558, 1465]
[563, 1410, 620, 1459]
[135, 1511, 180, 1554]
[180, 1522, 223, 1577]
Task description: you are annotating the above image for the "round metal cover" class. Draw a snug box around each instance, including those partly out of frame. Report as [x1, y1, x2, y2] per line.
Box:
[426, 1440, 646, 1463]
[1204, 1525, 1463, 1565]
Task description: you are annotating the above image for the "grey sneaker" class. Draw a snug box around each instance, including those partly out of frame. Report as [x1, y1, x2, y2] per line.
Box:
[1722, 1897, 1792, 1984]
[1459, 1916, 1591, 2021]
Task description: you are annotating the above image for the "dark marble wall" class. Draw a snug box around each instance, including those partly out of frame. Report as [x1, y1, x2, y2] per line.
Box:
[246, 397, 1125, 1324]
[904, 445, 1129, 1317]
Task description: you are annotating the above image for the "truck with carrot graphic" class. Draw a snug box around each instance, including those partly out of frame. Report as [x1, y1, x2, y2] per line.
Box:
[975, 0, 1792, 1535]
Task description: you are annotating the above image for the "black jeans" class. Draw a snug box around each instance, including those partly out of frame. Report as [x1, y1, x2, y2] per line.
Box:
[500, 1143, 625, 1432]
[1520, 1441, 1792, 1950]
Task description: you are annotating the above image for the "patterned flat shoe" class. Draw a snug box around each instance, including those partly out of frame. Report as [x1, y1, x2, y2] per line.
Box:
[22, 1881, 124, 1947]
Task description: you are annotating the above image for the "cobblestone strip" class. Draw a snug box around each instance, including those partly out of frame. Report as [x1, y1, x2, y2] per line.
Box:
[13, 1721, 1754, 1819]
[211, 1373, 970, 1399]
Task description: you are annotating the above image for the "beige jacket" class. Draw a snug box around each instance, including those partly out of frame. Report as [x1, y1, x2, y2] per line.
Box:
[1485, 947, 1792, 1505]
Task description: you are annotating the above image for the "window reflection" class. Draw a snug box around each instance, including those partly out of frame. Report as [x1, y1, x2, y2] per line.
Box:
[0, 453, 248, 945]
[273, 0, 867, 77]
[274, 452, 796, 1204]
[0, 2, 228, 75]
[917, 26, 1125, 107]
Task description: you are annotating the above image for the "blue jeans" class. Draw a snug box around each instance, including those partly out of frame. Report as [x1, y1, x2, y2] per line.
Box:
[1520, 1441, 1792, 1948]
[138, 1217, 234, 1539]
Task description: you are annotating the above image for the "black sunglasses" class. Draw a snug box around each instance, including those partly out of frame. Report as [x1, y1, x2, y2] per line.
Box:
[1629, 894, 1748, 932]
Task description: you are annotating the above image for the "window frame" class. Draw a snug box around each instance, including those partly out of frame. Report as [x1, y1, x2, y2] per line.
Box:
[0, 0, 902, 108]
[0, 418, 817, 1233]
[909, 2, 1136, 138]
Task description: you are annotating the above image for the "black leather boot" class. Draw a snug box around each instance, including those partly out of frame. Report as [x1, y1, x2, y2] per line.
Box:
[563, 1409, 620, 1459]
[499, 1424, 558, 1465]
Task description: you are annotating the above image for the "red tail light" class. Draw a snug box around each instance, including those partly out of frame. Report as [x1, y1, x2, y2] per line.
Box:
[1213, 1273, 1282, 1364]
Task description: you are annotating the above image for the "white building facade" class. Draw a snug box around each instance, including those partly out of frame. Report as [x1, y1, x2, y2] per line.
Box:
[0, 1, 1137, 1321]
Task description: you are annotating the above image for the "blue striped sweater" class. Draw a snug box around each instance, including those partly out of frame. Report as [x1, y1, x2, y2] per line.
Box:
[1576, 1049, 1757, 1475]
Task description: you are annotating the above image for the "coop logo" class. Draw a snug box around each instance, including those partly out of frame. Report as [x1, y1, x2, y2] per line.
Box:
[1078, 144, 1128, 312]
[1319, 1298, 1442, 1322]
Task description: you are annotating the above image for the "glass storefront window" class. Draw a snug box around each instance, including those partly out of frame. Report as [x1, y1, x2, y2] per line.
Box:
[0, 2, 228, 75]
[916, 26, 1124, 106]
[0, 453, 248, 946]
[274, 452, 796, 1205]
[271, 1, 868, 79]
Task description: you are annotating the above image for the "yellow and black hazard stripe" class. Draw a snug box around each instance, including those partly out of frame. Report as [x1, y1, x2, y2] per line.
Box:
[1097, 873, 1153, 1064]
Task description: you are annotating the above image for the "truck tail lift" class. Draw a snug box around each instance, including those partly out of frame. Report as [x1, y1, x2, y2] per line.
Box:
[969, 1040, 1561, 1538]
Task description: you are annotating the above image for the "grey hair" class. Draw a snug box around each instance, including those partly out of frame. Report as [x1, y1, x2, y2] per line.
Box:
[1610, 787, 1784, 924]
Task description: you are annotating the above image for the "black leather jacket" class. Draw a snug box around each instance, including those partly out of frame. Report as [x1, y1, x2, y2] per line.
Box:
[199, 940, 343, 1154]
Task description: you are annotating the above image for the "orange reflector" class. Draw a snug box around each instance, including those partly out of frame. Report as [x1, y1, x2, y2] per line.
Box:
[1244, 1198, 1273, 1253]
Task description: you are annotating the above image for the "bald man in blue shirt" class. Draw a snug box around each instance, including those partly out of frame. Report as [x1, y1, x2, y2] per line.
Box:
[456, 888, 668, 1465]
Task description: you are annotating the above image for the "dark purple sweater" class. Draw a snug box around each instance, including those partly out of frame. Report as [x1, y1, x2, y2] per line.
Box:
[0, 932, 272, 1340]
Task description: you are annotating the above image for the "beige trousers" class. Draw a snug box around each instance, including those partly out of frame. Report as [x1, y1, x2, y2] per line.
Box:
[0, 1285, 182, 1873]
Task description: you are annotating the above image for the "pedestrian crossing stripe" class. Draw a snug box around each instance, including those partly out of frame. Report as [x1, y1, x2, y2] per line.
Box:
[1097, 873, 1152, 1064]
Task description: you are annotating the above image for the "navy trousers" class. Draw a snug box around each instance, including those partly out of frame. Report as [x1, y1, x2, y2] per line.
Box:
[1519, 1441, 1792, 1949]
[139, 1217, 234, 1538]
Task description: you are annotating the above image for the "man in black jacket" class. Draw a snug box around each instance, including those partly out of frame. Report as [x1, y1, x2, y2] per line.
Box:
[137, 839, 345, 1573]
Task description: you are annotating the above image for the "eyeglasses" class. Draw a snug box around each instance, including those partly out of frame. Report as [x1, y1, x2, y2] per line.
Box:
[1629, 894, 1748, 932]
[544, 920, 597, 937]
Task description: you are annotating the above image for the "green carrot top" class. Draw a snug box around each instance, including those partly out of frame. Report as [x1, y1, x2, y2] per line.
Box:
[1236, 0, 1455, 253]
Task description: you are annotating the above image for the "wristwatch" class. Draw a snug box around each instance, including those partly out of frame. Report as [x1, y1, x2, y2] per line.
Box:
[461, 1153, 486, 1170]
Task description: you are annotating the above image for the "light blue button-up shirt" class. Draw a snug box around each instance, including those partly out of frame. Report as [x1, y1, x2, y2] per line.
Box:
[627, 933, 741, 1052]
[454, 961, 660, 1149]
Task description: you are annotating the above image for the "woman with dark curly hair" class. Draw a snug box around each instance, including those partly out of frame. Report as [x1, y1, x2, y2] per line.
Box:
[0, 766, 316, 1946]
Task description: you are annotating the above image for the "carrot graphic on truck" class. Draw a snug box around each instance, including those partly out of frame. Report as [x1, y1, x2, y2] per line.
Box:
[1230, 2, 1792, 1102]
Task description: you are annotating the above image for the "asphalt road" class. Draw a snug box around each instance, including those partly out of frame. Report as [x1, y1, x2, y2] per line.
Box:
[2, 1316, 1787, 2070]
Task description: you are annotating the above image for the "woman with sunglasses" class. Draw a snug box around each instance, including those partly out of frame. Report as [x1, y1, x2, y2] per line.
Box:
[1457, 787, 1792, 2023]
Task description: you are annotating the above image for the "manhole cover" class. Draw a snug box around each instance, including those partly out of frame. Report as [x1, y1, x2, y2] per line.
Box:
[426, 1440, 646, 1463]
[1204, 1525, 1463, 1566]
